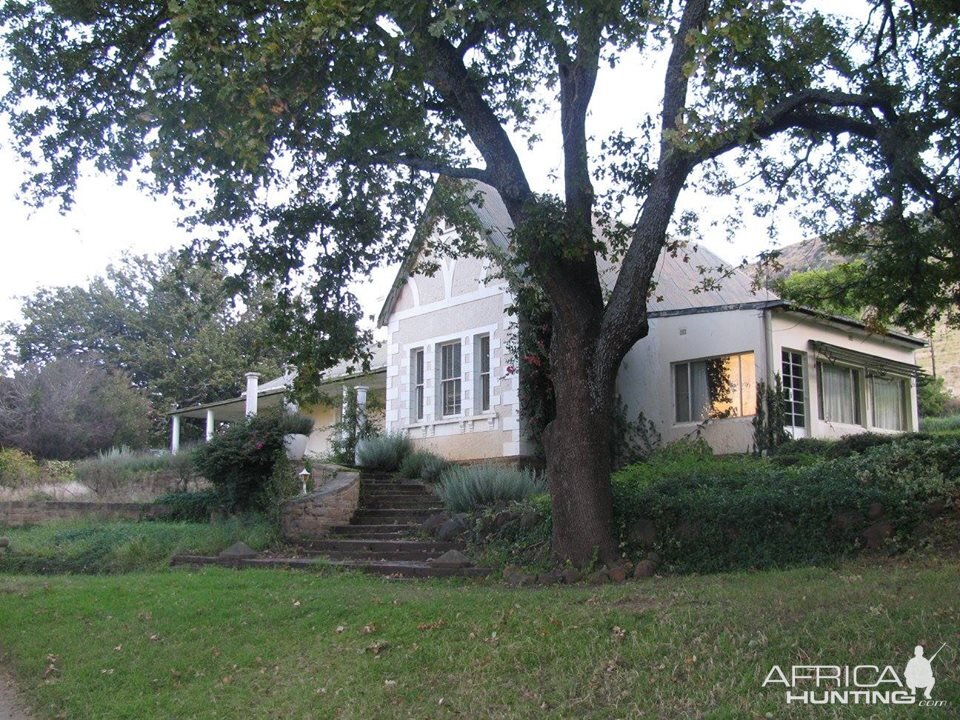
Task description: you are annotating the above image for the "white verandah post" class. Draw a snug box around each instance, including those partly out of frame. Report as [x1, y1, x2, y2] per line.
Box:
[170, 414, 181, 455]
[205, 409, 215, 441]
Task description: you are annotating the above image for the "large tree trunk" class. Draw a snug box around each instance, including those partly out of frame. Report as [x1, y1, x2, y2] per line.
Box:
[541, 303, 621, 568]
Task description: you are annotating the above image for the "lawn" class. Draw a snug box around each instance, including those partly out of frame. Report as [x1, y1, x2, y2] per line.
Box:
[0, 559, 957, 719]
[0, 519, 277, 574]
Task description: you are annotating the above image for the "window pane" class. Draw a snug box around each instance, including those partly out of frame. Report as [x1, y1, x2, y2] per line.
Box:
[675, 363, 690, 422]
[480, 335, 490, 373]
[820, 364, 859, 424]
[872, 376, 904, 430]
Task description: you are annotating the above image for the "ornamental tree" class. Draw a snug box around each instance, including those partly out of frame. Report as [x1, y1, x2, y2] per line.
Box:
[1, 0, 957, 565]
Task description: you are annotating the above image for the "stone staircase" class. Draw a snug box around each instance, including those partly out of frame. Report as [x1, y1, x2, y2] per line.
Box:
[171, 470, 490, 579]
[302, 471, 490, 578]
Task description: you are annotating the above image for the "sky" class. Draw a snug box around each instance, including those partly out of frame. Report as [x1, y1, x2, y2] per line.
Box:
[0, 40, 809, 339]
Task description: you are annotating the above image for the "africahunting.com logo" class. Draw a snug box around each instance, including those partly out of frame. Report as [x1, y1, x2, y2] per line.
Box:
[762, 643, 949, 707]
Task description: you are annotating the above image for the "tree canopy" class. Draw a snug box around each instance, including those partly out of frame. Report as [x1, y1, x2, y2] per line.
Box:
[2, 0, 958, 564]
[0, 356, 151, 459]
[5, 250, 287, 416]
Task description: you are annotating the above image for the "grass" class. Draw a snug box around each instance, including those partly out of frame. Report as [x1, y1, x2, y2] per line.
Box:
[0, 519, 277, 574]
[0, 558, 957, 719]
[920, 413, 960, 436]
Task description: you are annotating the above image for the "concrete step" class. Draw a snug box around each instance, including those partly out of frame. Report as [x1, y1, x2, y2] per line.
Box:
[356, 507, 435, 520]
[316, 549, 445, 561]
[305, 538, 460, 553]
[360, 483, 428, 492]
[327, 559, 492, 578]
[358, 471, 400, 481]
[330, 523, 421, 536]
[360, 499, 443, 510]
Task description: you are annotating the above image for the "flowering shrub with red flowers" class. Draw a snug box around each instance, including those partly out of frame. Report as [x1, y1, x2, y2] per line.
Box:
[192, 410, 313, 514]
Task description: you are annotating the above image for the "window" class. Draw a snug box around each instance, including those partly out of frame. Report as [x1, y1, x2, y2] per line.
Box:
[781, 350, 806, 429]
[475, 334, 491, 413]
[871, 375, 907, 431]
[674, 352, 756, 423]
[818, 363, 862, 425]
[410, 348, 424, 422]
[439, 341, 462, 416]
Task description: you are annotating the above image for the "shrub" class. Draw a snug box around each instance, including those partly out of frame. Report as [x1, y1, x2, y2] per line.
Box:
[612, 437, 960, 574]
[918, 375, 952, 417]
[280, 413, 315, 436]
[825, 432, 901, 458]
[192, 411, 306, 514]
[326, 391, 377, 465]
[0, 447, 41, 488]
[154, 489, 221, 522]
[437, 464, 546, 513]
[398, 450, 450, 482]
[355, 432, 412, 471]
[73, 447, 196, 497]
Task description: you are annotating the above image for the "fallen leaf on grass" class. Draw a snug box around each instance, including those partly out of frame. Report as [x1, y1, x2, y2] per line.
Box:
[417, 620, 445, 631]
[365, 640, 389, 656]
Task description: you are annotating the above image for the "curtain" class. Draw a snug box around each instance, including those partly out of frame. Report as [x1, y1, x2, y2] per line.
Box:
[690, 360, 711, 420]
[820, 363, 856, 424]
[872, 376, 904, 430]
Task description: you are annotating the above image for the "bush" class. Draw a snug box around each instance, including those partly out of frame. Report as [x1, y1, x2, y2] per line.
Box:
[355, 432, 412, 471]
[192, 411, 309, 514]
[918, 375, 953, 417]
[437, 464, 546, 513]
[613, 437, 960, 574]
[154, 489, 221, 522]
[0, 447, 41, 488]
[280, 413, 315, 436]
[398, 450, 450, 482]
[73, 447, 196, 497]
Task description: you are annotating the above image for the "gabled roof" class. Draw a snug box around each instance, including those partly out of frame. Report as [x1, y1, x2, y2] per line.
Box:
[375, 182, 922, 347]
[377, 180, 511, 327]
[379, 180, 778, 324]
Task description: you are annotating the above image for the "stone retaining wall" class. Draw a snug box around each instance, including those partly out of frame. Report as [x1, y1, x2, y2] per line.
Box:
[0, 501, 168, 527]
[280, 468, 360, 542]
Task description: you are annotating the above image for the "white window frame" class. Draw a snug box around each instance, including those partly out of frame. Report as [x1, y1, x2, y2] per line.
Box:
[410, 348, 424, 422]
[437, 340, 462, 417]
[673, 351, 756, 424]
[474, 334, 491, 413]
[870, 374, 910, 431]
[781, 349, 807, 429]
[817, 361, 863, 425]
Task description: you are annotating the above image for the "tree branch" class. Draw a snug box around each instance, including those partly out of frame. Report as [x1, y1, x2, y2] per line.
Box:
[362, 154, 491, 183]
[410, 31, 531, 213]
[598, 0, 709, 377]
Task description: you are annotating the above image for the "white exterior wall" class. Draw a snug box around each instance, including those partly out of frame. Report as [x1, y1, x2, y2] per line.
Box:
[384, 254, 531, 461]
[616, 306, 921, 455]
[617, 308, 768, 454]
[769, 311, 920, 438]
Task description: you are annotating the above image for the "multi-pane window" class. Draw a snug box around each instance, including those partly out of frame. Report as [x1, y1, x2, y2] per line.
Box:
[674, 352, 756, 423]
[818, 363, 862, 425]
[476, 334, 491, 413]
[781, 350, 806, 428]
[439, 341, 462, 416]
[410, 348, 424, 422]
[871, 375, 907, 430]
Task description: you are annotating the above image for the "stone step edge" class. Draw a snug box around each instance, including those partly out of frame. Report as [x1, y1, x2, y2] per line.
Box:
[170, 554, 491, 577]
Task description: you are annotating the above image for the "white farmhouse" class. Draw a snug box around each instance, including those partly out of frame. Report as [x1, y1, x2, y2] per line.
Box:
[377, 182, 923, 460]
[171, 182, 923, 460]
